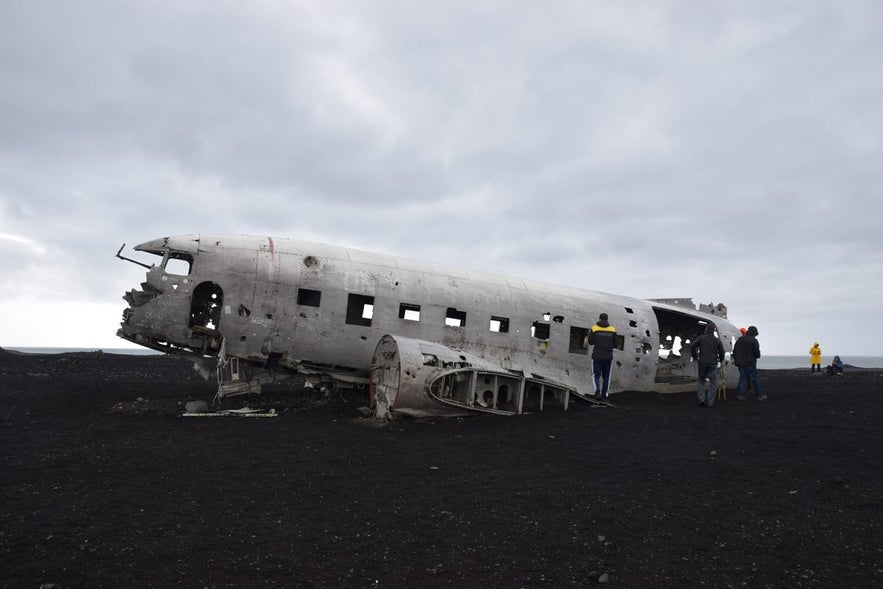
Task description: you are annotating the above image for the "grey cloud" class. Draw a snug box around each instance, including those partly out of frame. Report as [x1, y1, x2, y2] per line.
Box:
[1, 1, 882, 354]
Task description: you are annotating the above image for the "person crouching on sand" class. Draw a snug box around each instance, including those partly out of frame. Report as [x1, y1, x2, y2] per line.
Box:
[826, 355, 844, 376]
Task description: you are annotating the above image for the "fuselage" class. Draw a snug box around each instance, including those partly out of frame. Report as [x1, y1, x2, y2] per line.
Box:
[117, 234, 740, 403]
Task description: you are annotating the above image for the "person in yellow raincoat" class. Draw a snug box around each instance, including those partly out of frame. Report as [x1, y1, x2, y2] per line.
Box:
[809, 342, 822, 374]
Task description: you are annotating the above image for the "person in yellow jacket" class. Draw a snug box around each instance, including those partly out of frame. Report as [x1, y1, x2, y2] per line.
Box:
[809, 342, 822, 374]
[584, 312, 617, 399]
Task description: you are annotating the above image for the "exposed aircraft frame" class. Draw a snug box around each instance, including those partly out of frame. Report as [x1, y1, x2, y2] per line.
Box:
[116, 235, 740, 418]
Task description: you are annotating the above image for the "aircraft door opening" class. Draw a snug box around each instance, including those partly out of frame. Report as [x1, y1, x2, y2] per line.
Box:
[651, 306, 708, 386]
[190, 282, 223, 332]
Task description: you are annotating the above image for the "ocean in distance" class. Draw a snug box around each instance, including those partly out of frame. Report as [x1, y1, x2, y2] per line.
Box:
[757, 355, 883, 369]
[6, 347, 163, 356]
[6, 348, 883, 369]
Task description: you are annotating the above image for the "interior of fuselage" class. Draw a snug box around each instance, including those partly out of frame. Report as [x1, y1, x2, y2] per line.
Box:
[189, 281, 223, 331]
[651, 306, 718, 385]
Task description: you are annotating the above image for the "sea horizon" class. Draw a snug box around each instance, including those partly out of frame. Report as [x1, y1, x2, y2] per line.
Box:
[5, 347, 883, 369]
[4, 346, 163, 356]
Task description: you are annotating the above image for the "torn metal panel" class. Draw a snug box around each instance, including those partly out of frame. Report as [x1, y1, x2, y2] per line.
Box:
[371, 335, 574, 418]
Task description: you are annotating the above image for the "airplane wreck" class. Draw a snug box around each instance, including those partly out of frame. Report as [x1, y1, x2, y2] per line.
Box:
[117, 235, 740, 418]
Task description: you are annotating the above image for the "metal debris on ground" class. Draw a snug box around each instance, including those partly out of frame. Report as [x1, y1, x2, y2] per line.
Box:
[181, 407, 277, 418]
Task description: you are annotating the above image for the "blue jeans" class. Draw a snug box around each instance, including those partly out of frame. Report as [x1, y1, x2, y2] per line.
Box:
[737, 366, 762, 397]
[592, 359, 612, 397]
[697, 363, 718, 406]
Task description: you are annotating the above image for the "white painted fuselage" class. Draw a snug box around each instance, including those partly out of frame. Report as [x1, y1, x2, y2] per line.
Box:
[118, 234, 739, 416]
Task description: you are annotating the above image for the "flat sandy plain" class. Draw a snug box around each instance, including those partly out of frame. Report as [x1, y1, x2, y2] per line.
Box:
[1, 348, 882, 588]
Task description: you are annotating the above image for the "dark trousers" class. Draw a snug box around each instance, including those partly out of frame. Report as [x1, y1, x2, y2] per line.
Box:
[697, 363, 719, 406]
[737, 366, 762, 396]
[592, 358, 613, 397]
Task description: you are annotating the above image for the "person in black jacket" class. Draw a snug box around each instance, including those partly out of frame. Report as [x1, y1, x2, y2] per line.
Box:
[689, 323, 726, 407]
[585, 312, 617, 399]
[733, 325, 765, 400]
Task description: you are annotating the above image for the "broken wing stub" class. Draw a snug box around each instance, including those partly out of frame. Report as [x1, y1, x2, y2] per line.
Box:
[371, 335, 574, 419]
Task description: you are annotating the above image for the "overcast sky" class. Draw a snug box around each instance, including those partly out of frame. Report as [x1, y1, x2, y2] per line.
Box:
[1, 0, 881, 356]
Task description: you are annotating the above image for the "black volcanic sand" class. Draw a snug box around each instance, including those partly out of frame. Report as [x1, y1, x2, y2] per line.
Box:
[1, 348, 882, 588]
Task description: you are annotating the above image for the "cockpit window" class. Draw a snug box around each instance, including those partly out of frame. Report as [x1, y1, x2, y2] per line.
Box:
[164, 252, 193, 276]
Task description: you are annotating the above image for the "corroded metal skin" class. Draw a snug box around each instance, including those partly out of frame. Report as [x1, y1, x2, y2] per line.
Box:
[117, 234, 740, 417]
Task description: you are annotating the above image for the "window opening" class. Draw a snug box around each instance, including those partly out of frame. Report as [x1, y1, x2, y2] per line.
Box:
[569, 326, 589, 354]
[531, 321, 550, 340]
[164, 252, 193, 276]
[297, 288, 322, 307]
[346, 294, 374, 327]
[399, 303, 421, 321]
[490, 316, 510, 333]
[664, 335, 684, 357]
[445, 307, 466, 327]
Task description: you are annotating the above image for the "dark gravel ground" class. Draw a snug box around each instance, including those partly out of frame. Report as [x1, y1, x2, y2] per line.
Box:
[1, 348, 882, 588]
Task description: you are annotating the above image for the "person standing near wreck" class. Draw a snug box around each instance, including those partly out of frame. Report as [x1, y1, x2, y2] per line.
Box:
[689, 324, 725, 407]
[734, 326, 764, 400]
[809, 342, 823, 374]
[585, 313, 617, 399]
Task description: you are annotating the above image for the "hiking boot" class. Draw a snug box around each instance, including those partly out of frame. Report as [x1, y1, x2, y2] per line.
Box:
[757, 395, 768, 401]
